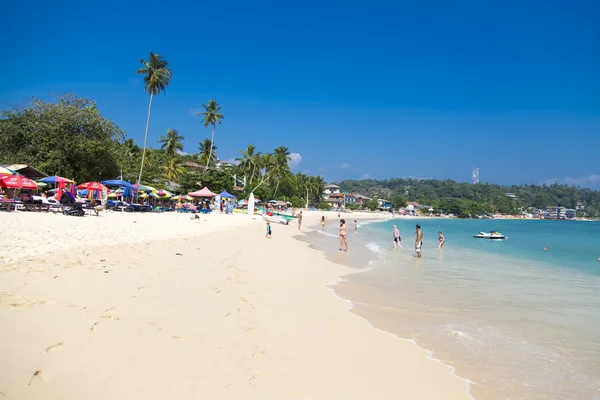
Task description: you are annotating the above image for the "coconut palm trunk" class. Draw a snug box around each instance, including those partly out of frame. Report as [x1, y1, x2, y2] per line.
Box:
[206, 123, 215, 171]
[138, 93, 154, 184]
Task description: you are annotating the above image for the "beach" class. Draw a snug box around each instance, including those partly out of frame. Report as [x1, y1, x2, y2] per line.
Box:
[0, 210, 471, 399]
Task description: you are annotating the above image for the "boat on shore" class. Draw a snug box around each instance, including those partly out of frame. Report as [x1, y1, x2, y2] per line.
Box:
[474, 231, 506, 240]
[262, 214, 289, 225]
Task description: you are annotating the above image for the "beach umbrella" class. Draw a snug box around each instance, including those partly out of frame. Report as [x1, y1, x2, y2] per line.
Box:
[39, 175, 74, 183]
[35, 181, 49, 188]
[77, 182, 106, 191]
[158, 190, 172, 198]
[173, 194, 192, 201]
[0, 167, 18, 176]
[102, 179, 136, 189]
[136, 183, 158, 192]
[0, 175, 38, 190]
[218, 190, 236, 199]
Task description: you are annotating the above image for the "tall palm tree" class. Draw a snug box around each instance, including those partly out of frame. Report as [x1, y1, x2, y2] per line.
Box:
[123, 138, 141, 159]
[136, 52, 171, 184]
[158, 128, 184, 157]
[236, 144, 261, 185]
[198, 138, 217, 168]
[271, 146, 292, 197]
[197, 100, 224, 172]
[162, 158, 185, 182]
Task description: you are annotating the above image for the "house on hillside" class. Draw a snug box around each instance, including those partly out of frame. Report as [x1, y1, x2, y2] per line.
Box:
[324, 184, 341, 196]
[325, 193, 344, 209]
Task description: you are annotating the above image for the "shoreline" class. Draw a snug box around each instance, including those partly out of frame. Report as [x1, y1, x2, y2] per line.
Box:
[0, 210, 472, 399]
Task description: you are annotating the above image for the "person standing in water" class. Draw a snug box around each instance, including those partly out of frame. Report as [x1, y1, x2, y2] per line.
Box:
[353, 220, 358, 233]
[339, 219, 348, 252]
[393, 225, 403, 249]
[415, 224, 423, 258]
[297, 211, 303, 231]
[438, 231, 445, 248]
[321, 215, 326, 231]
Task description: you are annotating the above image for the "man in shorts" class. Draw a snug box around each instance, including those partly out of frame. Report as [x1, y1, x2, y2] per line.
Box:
[415, 224, 423, 258]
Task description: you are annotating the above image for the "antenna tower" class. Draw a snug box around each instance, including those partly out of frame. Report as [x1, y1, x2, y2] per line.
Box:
[472, 167, 480, 184]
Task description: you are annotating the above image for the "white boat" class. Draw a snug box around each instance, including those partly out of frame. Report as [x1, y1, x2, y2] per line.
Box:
[474, 231, 506, 239]
[262, 214, 289, 225]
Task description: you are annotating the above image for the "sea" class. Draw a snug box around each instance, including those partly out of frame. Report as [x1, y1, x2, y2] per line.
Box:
[301, 216, 600, 400]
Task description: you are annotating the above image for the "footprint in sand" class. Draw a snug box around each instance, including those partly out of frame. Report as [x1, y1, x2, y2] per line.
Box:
[90, 322, 102, 333]
[100, 315, 120, 320]
[28, 370, 47, 386]
[213, 288, 222, 295]
[242, 326, 256, 334]
[248, 375, 258, 387]
[251, 348, 266, 359]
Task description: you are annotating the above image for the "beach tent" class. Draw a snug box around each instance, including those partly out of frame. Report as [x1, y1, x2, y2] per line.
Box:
[218, 191, 236, 199]
[188, 187, 216, 197]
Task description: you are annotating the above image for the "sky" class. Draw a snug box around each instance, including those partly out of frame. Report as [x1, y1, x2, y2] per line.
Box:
[2, 0, 600, 188]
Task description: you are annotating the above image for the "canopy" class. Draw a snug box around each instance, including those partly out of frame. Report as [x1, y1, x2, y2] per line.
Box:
[0, 175, 38, 189]
[173, 195, 193, 201]
[39, 175, 74, 183]
[188, 187, 216, 197]
[102, 179, 136, 189]
[77, 182, 106, 191]
[0, 167, 18, 176]
[218, 191, 236, 199]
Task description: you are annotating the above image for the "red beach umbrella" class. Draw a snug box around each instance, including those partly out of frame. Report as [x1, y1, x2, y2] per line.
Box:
[0, 175, 39, 190]
[77, 182, 106, 191]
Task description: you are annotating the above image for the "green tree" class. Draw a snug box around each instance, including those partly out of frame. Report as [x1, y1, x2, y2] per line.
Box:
[158, 128, 184, 157]
[365, 199, 379, 211]
[198, 100, 224, 172]
[0, 94, 124, 182]
[271, 146, 292, 196]
[391, 194, 407, 209]
[162, 158, 185, 182]
[198, 139, 217, 168]
[236, 144, 261, 185]
[136, 52, 171, 184]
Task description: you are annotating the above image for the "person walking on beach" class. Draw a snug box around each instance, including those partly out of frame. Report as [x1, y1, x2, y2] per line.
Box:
[339, 219, 348, 251]
[393, 225, 403, 249]
[438, 231, 445, 248]
[266, 222, 272, 239]
[297, 211, 303, 231]
[415, 224, 423, 258]
[321, 215, 326, 231]
[353, 220, 358, 233]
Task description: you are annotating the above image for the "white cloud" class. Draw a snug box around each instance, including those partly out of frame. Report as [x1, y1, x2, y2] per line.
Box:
[288, 153, 302, 170]
[223, 158, 240, 166]
[359, 173, 376, 180]
[540, 174, 600, 188]
[340, 163, 351, 169]
[176, 150, 189, 156]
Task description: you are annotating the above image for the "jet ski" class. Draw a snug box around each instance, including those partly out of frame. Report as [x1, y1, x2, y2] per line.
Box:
[474, 231, 506, 239]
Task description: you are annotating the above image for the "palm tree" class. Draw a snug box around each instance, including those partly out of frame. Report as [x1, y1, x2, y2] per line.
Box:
[198, 138, 217, 168]
[197, 100, 224, 172]
[158, 128, 184, 157]
[271, 146, 292, 197]
[162, 158, 185, 182]
[123, 138, 141, 158]
[236, 144, 261, 185]
[137, 52, 171, 184]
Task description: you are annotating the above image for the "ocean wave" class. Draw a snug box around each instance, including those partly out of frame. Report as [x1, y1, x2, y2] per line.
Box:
[365, 242, 384, 255]
[317, 230, 339, 239]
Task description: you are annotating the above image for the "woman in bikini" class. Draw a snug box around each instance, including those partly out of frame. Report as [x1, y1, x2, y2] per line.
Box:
[339, 219, 348, 251]
[438, 231, 445, 248]
[321, 215, 326, 231]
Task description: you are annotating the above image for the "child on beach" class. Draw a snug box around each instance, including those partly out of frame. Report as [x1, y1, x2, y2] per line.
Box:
[353, 220, 358, 233]
[266, 222, 272, 239]
[321, 215, 326, 231]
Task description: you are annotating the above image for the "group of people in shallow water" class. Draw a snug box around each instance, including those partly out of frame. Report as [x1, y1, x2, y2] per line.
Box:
[319, 215, 446, 258]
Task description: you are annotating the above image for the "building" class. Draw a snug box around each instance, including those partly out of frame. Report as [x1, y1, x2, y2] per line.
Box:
[323, 184, 341, 196]
[325, 193, 344, 209]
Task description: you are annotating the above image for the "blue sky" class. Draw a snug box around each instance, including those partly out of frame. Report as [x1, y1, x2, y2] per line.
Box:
[2, 0, 599, 188]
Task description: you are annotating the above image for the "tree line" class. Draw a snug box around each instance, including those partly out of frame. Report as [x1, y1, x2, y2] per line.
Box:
[338, 178, 600, 218]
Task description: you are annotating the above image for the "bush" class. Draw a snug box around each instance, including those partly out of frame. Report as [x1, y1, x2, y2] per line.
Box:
[365, 199, 379, 211]
[317, 200, 330, 210]
[289, 196, 304, 208]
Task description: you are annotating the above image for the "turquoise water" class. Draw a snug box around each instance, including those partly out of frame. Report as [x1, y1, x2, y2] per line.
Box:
[314, 217, 600, 400]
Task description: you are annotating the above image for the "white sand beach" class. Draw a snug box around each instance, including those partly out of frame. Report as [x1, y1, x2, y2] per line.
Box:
[0, 210, 471, 399]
